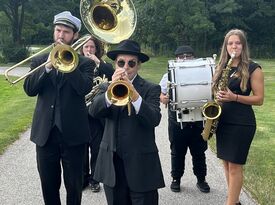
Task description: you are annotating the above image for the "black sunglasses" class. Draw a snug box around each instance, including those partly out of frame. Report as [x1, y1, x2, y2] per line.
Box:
[117, 60, 137, 68]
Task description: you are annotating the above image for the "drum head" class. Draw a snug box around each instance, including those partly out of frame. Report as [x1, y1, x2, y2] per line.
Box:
[168, 58, 214, 109]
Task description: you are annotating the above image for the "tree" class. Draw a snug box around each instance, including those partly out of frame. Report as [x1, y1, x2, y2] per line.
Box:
[135, 0, 215, 55]
[0, 0, 28, 45]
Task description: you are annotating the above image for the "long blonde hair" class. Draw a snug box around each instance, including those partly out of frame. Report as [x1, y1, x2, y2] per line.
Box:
[213, 29, 250, 92]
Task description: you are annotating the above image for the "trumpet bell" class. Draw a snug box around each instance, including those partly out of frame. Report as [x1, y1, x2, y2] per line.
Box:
[80, 0, 137, 44]
[50, 44, 79, 73]
[107, 80, 132, 106]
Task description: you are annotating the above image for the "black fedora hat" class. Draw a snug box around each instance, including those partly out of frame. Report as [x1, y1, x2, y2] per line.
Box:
[107, 40, 149, 63]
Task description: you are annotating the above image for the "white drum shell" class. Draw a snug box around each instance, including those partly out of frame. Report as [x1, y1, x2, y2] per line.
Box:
[168, 58, 215, 122]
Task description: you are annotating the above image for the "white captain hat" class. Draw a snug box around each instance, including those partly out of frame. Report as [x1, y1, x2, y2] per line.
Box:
[53, 11, 81, 32]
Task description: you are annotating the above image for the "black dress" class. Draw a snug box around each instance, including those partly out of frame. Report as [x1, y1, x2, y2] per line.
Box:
[216, 61, 260, 164]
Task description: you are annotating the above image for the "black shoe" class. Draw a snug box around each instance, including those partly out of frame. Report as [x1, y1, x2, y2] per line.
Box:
[196, 181, 210, 193]
[170, 178, 181, 192]
[236, 202, 242, 205]
[91, 182, 100, 192]
[82, 180, 89, 190]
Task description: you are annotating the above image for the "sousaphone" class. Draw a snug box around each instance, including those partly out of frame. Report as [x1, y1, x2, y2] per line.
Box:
[80, 0, 137, 115]
[80, 0, 137, 44]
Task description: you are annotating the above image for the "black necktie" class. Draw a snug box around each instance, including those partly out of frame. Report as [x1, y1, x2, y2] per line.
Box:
[56, 71, 62, 83]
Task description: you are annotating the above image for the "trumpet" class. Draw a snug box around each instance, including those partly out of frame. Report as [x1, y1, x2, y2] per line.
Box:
[107, 80, 134, 116]
[4, 35, 92, 85]
[85, 76, 134, 116]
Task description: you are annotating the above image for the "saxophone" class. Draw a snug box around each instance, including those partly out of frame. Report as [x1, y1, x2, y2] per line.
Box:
[85, 75, 108, 106]
[201, 52, 235, 141]
[85, 66, 108, 106]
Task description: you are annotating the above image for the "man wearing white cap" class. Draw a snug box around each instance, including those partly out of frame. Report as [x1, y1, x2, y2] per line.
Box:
[23, 11, 94, 205]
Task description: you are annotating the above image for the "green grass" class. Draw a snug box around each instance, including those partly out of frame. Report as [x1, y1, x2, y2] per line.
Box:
[243, 59, 275, 205]
[0, 76, 36, 154]
[0, 57, 274, 205]
[139, 56, 171, 83]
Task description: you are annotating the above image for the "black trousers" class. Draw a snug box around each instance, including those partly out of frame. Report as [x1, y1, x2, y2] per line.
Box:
[36, 127, 86, 205]
[168, 120, 208, 181]
[104, 154, 159, 205]
[84, 117, 104, 184]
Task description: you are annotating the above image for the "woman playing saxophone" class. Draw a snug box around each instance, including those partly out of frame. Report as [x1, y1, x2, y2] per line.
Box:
[214, 29, 264, 205]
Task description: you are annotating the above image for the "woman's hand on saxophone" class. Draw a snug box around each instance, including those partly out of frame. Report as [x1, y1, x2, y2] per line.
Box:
[216, 88, 238, 103]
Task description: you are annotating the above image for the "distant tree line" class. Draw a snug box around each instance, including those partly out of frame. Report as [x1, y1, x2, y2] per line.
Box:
[0, 0, 274, 62]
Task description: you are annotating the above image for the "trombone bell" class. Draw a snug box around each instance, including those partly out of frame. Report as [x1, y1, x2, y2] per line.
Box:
[4, 43, 81, 85]
[50, 44, 79, 73]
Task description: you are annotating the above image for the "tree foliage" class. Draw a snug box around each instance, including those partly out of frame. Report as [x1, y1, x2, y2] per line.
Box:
[1, 0, 275, 62]
[0, 0, 28, 44]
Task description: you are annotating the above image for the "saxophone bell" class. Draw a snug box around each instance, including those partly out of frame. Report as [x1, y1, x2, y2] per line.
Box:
[201, 102, 221, 141]
[202, 102, 221, 120]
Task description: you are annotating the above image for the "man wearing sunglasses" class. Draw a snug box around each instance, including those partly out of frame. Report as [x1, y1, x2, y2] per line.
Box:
[159, 45, 210, 194]
[89, 39, 165, 205]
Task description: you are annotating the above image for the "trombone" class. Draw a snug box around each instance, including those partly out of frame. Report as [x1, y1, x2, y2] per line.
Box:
[4, 35, 92, 85]
[5, 0, 136, 85]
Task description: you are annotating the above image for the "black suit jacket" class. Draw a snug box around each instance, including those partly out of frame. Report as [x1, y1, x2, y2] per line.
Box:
[89, 75, 165, 192]
[88, 61, 114, 140]
[24, 53, 94, 146]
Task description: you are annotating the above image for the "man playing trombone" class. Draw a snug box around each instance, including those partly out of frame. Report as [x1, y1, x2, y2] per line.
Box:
[23, 11, 94, 205]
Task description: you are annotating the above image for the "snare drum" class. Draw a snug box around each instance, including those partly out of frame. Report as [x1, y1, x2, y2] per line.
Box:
[168, 58, 215, 122]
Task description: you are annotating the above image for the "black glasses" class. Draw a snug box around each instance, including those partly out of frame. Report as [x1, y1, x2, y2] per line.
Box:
[117, 60, 137, 68]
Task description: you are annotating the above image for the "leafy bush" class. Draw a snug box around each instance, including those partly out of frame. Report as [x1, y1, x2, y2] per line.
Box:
[1, 42, 29, 63]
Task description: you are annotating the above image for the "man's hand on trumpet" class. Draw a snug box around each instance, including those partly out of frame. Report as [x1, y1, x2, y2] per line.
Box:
[109, 67, 139, 102]
[111, 67, 128, 81]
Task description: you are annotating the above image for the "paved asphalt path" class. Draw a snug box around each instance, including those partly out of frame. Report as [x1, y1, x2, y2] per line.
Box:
[0, 66, 258, 205]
